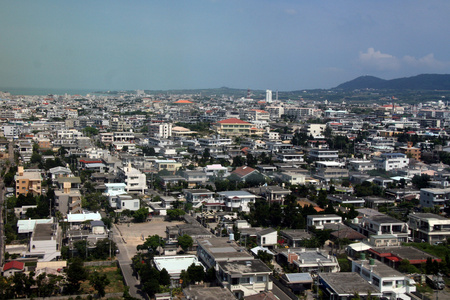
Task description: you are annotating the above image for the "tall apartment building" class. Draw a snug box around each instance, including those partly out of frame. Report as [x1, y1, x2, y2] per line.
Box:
[148, 123, 172, 139]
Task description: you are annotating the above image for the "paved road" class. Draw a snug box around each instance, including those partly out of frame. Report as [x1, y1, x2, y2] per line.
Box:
[112, 225, 147, 300]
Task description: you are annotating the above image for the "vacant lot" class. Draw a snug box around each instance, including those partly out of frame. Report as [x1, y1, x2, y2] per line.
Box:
[115, 218, 184, 259]
[81, 265, 125, 294]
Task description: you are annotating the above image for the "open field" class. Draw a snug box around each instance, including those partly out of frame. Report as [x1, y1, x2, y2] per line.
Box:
[81, 265, 125, 294]
[115, 218, 184, 259]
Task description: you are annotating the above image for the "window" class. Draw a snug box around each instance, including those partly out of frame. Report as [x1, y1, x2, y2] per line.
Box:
[240, 277, 250, 284]
[257, 276, 266, 282]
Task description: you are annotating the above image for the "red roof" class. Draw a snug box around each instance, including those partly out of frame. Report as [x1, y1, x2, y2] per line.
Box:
[3, 261, 24, 271]
[217, 118, 251, 125]
[231, 166, 257, 178]
[79, 159, 102, 164]
[174, 99, 193, 104]
[386, 256, 401, 262]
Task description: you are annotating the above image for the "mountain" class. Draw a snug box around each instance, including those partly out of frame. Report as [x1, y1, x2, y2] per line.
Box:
[336, 74, 450, 90]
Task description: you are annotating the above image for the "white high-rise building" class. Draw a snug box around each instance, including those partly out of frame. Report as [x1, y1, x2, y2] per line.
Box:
[266, 90, 272, 103]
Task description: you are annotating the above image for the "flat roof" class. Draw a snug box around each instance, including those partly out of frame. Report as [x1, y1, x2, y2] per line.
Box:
[153, 255, 203, 276]
[218, 259, 272, 274]
[197, 238, 252, 260]
[320, 273, 380, 296]
[354, 259, 404, 278]
[183, 286, 235, 300]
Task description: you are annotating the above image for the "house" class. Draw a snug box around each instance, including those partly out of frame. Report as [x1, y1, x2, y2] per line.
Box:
[217, 259, 273, 299]
[419, 187, 450, 208]
[183, 286, 236, 300]
[113, 194, 140, 211]
[348, 160, 375, 172]
[154, 160, 183, 172]
[48, 166, 73, 180]
[319, 272, 382, 300]
[359, 214, 409, 242]
[196, 237, 253, 269]
[91, 220, 106, 235]
[256, 228, 277, 248]
[308, 149, 339, 161]
[28, 223, 61, 262]
[280, 172, 306, 185]
[230, 166, 259, 182]
[372, 153, 409, 171]
[204, 164, 230, 178]
[352, 258, 416, 299]
[54, 184, 82, 215]
[15, 166, 42, 197]
[182, 170, 208, 188]
[280, 273, 313, 294]
[217, 191, 257, 212]
[2, 261, 25, 277]
[327, 194, 365, 207]
[277, 248, 340, 273]
[118, 163, 147, 194]
[307, 214, 342, 230]
[153, 255, 204, 284]
[183, 189, 215, 208]
[314, 161, 349, 183]
[104, 183, 127, 208]
[214, 118, 252, 136]
[279, 229, 312, 248]
[408, 212, 450, 244]
[246, 186, 291, 204]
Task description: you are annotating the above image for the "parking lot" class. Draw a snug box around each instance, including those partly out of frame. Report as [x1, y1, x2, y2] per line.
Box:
[114, 218, 184, 259]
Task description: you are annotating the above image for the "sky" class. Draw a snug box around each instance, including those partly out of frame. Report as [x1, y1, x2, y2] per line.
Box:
[1, 0, 450, 92]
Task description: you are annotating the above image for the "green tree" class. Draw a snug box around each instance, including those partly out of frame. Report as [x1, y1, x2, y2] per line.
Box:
[187, 263, 205, 283]
[159, 268, 171, 286]
[166, 208, 185, 221]
[133, 207, 149, 223]
[65, 257, 87, 294]
[142, 234, 165, 252]
[90, 271, 110, 298]
[177, 234, 193, 252]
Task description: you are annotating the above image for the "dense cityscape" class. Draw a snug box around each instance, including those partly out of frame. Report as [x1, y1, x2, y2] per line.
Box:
[0, 86, 449, 299]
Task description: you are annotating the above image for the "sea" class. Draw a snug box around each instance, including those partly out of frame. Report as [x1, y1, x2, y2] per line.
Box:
[0, 87, 102, 96]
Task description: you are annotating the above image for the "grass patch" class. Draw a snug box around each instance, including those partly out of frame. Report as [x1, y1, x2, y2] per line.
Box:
[403, 243, 450, 259]
[80, 265, 125, 294]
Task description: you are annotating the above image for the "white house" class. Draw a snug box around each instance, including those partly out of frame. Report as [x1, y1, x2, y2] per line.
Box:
[118, 163, 147, 194]
[372, 153, 409, 171]
[217, 191, 257, 212]
[307, 214, 342, 230]
[352, 258, 416, 299]
[104, 183, 127, 208]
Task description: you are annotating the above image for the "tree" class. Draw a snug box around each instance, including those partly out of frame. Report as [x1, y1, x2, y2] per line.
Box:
[166, 208, 185, 221]
[177, 234, 193, 252]
[159, 268, 171, 286]
[83, 126, 99, 137]
[65, 257, 87, 294]
[90, 271, 110, 298]
[143, 235, 165, 252]
[133, 207, 149, 223]
[412, 174, 431, 189]
[187, 263, 205, 283]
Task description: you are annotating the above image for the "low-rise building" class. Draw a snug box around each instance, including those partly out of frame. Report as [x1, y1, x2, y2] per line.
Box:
[217, 259, 273, 299]
[15, 166, 42, 197]
[359, 214, 409, 242]
[307, 214, 342, 230]
[352, 258, 416, 299]
[408, 212, 450, 244]
[419, 187, 450, 209]
[319, 272, 382, 300]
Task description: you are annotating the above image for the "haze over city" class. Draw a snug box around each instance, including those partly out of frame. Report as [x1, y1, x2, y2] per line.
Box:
[2, 0, 450, 92]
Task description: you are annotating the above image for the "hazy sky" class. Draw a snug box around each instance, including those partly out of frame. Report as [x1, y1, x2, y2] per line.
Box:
[2, 0, 450, 91]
